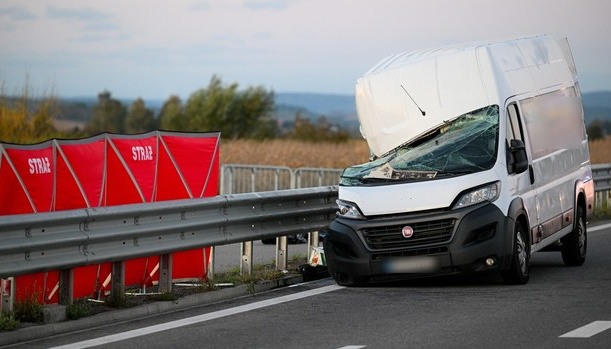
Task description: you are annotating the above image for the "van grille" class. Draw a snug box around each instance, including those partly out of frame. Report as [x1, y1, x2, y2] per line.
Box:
[361, 219, 455, 250]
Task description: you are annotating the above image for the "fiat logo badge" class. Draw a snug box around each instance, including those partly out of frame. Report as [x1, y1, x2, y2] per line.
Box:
[402, 226, 414, 238]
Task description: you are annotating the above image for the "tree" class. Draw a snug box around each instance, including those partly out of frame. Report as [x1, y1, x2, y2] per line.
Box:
[158, 95, 185, 130]
[0, 83, 59, 143]
[587, 121, 605, 141]
[184, 75, 277, 138]
[287, 114, 350, 142]
[228, 86, 277, 139]
[124, 98, 155, 134]
[86, 91, 126, 134]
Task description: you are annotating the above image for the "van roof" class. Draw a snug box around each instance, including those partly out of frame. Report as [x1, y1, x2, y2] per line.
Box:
[356, 35, 576, 158]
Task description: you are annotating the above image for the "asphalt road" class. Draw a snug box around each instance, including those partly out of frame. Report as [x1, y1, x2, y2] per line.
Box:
[6, 222, 611, 349]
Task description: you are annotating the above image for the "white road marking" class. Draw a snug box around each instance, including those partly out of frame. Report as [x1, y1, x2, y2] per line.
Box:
[336, 346, 366, 349]
[48, 284, 343, 349]
[590, 222, 611, 232]
[559, 321, 611, 338]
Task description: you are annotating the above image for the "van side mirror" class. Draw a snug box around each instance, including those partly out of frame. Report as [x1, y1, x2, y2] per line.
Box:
[509, 139, 529, 174]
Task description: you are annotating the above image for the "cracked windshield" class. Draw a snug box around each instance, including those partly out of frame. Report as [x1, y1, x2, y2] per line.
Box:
[341, 105, 499, 185]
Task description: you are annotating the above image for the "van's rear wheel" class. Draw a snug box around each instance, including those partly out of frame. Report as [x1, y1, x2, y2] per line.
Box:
[561, 205, 587, 266]
[502, 221, 530, 285]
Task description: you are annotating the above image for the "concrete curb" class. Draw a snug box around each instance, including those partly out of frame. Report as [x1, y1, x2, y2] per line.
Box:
[0, 275, 303, 347]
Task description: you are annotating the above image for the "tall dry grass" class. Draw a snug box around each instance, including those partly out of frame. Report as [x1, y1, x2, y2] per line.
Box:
[221, 137, 611, 169]
[220, 139, 370, 169]
[588, 137, 611, 164]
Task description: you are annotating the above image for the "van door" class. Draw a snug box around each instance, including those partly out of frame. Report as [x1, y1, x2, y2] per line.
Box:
[505, 102, 539, 243]
[518, 90, 582, 244]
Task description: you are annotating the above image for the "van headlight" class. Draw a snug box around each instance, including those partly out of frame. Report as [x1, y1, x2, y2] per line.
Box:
[453, 181, 500, 209]
[336, 199, 365, 219]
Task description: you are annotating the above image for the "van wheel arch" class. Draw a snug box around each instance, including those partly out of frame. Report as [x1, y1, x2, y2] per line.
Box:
[507, 198, 532, 246]
[562, 195, 587, 266]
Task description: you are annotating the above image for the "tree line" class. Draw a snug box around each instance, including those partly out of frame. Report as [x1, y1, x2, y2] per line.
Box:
[1, 76, 353, 144]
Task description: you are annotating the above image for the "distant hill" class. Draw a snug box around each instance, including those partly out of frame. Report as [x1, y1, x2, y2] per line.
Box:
[582, 91, 611, 125]
[582, 91, 611, 108]
[275, 93, 355, 116]
[51, 91, 610, 133]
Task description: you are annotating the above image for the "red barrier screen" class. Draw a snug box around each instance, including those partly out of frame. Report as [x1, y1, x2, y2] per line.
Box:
[0, 131, 220, 303]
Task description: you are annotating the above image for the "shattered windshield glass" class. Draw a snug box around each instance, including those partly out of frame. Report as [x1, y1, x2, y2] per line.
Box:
[341, 105, 499, 185]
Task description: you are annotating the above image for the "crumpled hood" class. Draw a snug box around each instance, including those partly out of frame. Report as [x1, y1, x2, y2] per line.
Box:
[356, 47, 492, 158]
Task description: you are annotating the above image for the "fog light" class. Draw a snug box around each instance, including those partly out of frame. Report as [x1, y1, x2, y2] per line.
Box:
[485, 258, 495, 267]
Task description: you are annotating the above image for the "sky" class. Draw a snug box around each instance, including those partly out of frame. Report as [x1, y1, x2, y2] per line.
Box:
[1, 0, 610, 100]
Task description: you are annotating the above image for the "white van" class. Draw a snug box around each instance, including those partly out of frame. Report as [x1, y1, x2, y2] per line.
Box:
[323, 35, 595, 285]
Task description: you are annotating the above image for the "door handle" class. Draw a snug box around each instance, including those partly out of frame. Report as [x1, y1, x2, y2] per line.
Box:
[529, 165, 535, 185]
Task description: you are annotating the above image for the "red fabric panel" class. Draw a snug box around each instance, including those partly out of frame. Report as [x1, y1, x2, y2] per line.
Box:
[161, 135, 219, 198]
[154, 142, 191, 200]
[172, 249, 207, 280]
[72, 263, 112, 299]
[15, 272, 59, 304]
[0, 156, 33, 215]
[54, 151, 88, 210]
[3, 147, 54, 212]
[124, 256, 160, 288]
[104, 141, 144, 205]
[109, 137, 157, 202]
[202, 144, 220, 198]
[57, 140, 105, 208]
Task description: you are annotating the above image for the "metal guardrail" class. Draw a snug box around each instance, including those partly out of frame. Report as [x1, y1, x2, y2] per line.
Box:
[592, 164, 611, 192]
[0, 186, 338, 279]
[0, 186, 338, 306]
[220, 165, 343, 194]
[592, 164, 611, 210]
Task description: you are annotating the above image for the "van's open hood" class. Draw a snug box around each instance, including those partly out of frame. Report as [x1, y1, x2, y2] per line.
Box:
[356, 48, 492, 158]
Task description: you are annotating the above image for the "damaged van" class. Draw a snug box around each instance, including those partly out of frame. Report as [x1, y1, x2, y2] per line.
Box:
[323, 35, 595, 285]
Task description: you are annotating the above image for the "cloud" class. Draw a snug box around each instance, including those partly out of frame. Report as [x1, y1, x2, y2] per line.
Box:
[188, 1, 213, 11]
[45, 5, 119, 32]
[0, 5, 37, 20]
[46, 5, 112, 21]
[242, 0, 299, 11]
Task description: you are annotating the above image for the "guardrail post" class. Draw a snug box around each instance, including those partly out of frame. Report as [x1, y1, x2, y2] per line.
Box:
[240, 241, 253, 276]
[207, 246, 215, 282]
[308, 231, 320, 249]
[158, 254, 173, 293]
[276, 236, 288, 271]
[111, 261, 125, 303]
[1, 278, 14, 313]
[59, 269, 74, 306]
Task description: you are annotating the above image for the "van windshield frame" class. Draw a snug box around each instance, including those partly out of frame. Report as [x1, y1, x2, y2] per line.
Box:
[341, 105, 500, 185]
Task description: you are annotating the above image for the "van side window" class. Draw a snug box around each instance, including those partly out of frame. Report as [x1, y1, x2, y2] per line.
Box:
[507, 104, 523, 141]
[506, 103, 526, 174]
[520, 88, 585, 159]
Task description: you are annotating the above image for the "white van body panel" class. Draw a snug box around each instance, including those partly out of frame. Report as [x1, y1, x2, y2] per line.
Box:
[341, 169, 503, 216]
[357, 35, 574, 158]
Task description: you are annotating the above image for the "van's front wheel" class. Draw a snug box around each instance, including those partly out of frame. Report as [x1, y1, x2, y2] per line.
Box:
[561, 205, 587, 266]
[328, 267, 367, 287]
[502, 221, 530, 285]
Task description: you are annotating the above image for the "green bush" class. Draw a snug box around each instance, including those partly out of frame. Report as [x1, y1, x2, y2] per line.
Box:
[66, 300, 92, 320]
[13, 292, 43, 324]
[0, 312, 20, 331]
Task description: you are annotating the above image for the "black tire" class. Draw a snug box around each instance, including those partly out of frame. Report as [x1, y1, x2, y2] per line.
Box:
[502, 220, 530, 285]
[261, 238, 276, 245]
[561, 205, 587, 266]
[328, 267, 367, 287]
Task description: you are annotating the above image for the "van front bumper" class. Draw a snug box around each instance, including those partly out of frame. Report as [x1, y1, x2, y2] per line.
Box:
[323, 202, 514, 282]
